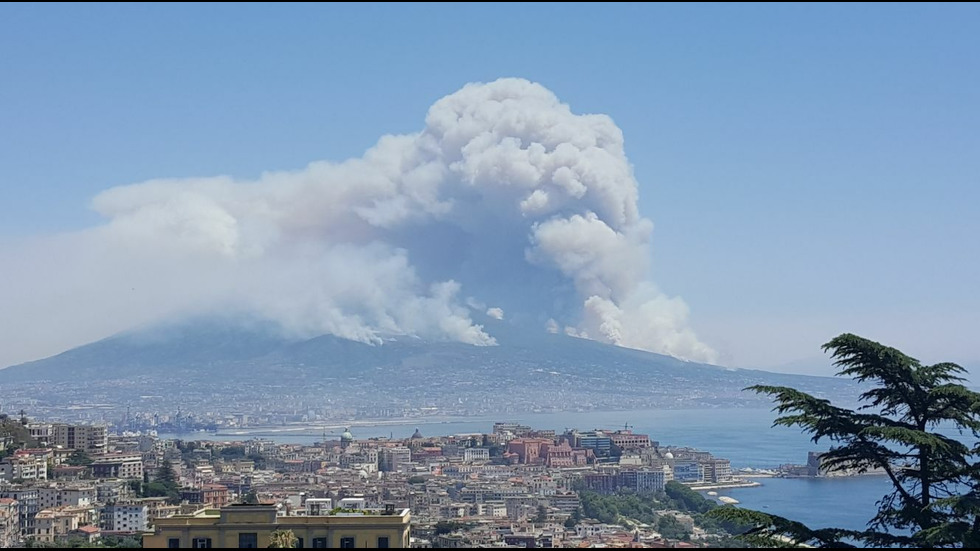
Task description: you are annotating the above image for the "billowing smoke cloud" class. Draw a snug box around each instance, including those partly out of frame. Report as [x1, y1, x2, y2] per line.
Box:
[0, 78, 717, 367]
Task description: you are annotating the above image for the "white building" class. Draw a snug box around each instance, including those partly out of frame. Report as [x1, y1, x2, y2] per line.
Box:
[463, 448, 490, 462]
[0, 456, 47, 482]
[38, 486, 95, 510]
[100, 504, 148, 532]
[475, 501, 507, 517]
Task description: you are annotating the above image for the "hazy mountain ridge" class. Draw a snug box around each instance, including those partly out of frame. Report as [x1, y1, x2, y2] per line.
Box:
[0, 318, 857, 413]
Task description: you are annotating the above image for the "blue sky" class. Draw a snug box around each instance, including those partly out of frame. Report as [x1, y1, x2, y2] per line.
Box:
[1, 3, 978, 374]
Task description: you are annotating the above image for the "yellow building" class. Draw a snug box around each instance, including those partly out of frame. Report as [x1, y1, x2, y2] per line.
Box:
[33, 507, 84, 543]
[143, 504, 410, 548]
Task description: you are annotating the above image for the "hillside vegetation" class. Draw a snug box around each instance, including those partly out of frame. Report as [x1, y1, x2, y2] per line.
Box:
[0, 414, 38, 456]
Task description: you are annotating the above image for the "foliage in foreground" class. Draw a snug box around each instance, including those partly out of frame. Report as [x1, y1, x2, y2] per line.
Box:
[707, 333, 980, 548]
[577, 481, 751, 541]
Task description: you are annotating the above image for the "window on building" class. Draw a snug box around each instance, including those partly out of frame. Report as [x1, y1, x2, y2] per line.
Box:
[378, 536, 390, 548]
[295, 537, 304, 548]
[168, 538, 180, 549]
[339, 536, 355, 548]
[239, 533, 258, 548]
[312, 537, 327, 548]
[193, 537, 212, 548]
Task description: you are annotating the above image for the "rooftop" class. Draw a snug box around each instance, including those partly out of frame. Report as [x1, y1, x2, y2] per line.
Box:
[155, 504, 410, 527]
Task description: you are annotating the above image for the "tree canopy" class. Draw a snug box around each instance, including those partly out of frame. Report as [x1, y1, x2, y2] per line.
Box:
[66, 449, 94, 466]
[709, 333, 980, 548]
[131, 459, 181, 504]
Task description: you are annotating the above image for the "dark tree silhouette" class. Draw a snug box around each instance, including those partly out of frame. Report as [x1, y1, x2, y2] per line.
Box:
[710, 333, 980, 548]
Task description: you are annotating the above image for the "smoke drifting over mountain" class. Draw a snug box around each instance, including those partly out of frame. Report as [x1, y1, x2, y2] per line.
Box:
[0, 78, 717, 367]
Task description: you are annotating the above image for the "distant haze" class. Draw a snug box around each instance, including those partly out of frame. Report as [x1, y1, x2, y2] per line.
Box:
[0, 79, 717, 368]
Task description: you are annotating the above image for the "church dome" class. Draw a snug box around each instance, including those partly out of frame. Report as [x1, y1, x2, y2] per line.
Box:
[664, 452, 674, 460]
[411, 428, 423, 439]
[341, 428, 354, 441]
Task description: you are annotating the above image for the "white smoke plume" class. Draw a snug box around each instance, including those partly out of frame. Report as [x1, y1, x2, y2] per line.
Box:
[0, 78, 717, 367]
[545, 319, 561, 334]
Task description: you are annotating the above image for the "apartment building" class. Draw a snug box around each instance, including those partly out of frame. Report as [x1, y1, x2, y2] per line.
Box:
[91, 454, 143, 480]
[51, 424, 108, 454]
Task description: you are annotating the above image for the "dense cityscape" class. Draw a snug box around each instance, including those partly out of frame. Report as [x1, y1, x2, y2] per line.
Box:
[0, 408, 858, 548]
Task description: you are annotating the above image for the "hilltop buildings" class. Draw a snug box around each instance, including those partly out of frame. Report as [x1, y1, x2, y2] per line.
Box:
[24, 422, 108, 454]
[0, 413, 746, 548]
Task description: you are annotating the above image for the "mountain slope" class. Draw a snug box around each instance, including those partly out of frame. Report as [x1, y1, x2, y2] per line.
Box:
[0, 317, 858, 412]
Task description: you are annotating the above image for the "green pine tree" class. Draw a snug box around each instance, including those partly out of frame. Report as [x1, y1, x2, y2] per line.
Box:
[535, 504, 548, 524]
[66, 449, 93, 466]
[157, 459, 177, 484]
[709, 333, 980, 548]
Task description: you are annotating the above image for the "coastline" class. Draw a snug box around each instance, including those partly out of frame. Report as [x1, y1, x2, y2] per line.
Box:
[688, 480, 761, 491]
[166, 407, 788, 439]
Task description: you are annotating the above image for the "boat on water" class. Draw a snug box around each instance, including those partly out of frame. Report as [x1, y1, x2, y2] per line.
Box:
[707, 491, 718, 496]
[718, 496, 740, 505]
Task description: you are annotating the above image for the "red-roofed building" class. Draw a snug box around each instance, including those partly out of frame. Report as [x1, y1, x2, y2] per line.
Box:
[607, 430, 652, 450]
[412, 447, 444, 461]
[14, 448, 55, 460]
[72, 524, 101, 543]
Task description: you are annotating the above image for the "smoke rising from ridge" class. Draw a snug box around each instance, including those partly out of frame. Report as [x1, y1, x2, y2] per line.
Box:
[0, 78, 717, 367]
